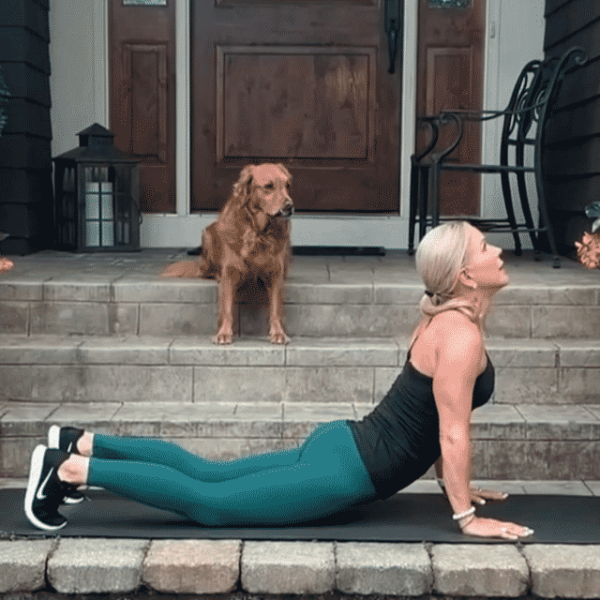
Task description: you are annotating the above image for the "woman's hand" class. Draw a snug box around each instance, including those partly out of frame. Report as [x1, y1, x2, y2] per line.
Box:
[469, 486, 509, 506]
[461, 516, 533, 540]
[438, 480, 509, 506]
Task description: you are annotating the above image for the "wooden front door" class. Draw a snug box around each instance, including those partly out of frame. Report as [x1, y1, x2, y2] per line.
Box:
[191, 1, 403, 213]
[416, 0, 485, 216]
[109, 0, 176, 213]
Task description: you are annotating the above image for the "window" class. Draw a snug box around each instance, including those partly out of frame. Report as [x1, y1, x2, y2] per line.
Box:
[428, 0, 471, 8]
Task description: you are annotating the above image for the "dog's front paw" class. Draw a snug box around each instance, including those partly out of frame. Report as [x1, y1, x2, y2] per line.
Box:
[213, 328, 234, 345]
[269, 329, 290, 345]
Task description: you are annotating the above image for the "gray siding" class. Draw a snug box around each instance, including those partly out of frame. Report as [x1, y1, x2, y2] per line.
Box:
[0, 0, 53, 255]
[544, 0, 600, 254]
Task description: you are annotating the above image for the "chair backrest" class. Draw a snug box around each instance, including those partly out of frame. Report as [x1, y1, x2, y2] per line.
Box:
[416, 46, 587, 169]
[425, 59, 546, 165]
[498, 59, 542, 164]
[534, 47, 587, 162]
[500, 46, 588, 167]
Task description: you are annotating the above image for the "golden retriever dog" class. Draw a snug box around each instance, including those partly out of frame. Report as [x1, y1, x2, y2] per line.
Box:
[163, 163, 293, 345]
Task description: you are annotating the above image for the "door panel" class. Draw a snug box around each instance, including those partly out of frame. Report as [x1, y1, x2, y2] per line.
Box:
[109, 1, 176, 213]
[123, 44, 168, 164]
[416, 0, 485, 216]
[216, 47, 375, 161]
[192, 1, 402, 213]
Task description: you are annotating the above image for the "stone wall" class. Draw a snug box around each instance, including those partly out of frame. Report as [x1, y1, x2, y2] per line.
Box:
[2, 539, 600, 598]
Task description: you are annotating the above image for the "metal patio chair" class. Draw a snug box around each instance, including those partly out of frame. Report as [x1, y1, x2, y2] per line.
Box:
[408, 46, 588, 268]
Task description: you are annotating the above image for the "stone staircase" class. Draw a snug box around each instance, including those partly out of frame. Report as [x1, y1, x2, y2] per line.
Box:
[1, 248, 599, 481]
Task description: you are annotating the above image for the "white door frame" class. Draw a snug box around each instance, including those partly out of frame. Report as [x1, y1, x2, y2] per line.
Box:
[84, 0, 543, 250]
[143, 0, 419, 248]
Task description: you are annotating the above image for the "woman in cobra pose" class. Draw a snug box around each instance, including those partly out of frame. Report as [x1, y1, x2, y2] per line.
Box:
[25, 221, 533, 540]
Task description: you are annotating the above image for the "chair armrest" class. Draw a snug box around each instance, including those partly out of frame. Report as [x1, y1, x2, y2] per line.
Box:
[414, 117, 440, 162]
[438, 108, 510, 123]
[428, 112, 464, 162]
[415, 113, 466, 163]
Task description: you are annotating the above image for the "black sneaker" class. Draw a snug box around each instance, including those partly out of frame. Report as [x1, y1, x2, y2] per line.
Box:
[47, 425, 86, 505]
[48, 425, 84, 454]
[24, 445, 74, 531]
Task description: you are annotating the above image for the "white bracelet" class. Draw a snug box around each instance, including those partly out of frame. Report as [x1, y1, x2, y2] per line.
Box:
[452, 506, 476, 521]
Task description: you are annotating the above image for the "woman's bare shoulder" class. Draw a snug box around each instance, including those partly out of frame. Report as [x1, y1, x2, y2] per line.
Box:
[434, 311, 484, 372]
[434, 308, 480, 328]
[422, 309, 481, 338]
[410, 310, 483, 375]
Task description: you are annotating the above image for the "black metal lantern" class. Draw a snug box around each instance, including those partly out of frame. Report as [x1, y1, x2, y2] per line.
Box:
[53, 124, 141, 252]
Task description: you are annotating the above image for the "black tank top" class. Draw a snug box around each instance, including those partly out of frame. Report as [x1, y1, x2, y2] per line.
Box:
[347, 330, 495, 500]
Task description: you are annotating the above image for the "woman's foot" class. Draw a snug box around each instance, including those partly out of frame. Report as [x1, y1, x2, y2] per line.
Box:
[47, 426, 92, 504]
[56, 452, 90, 487]
[24, 446, 73, 530]
[48, 425, 89, 455]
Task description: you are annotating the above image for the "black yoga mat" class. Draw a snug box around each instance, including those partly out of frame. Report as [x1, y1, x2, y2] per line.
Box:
[2, 488, 599, 543]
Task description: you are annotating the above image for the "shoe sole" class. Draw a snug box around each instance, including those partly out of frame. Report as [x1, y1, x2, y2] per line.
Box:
[63, 494, 84, 505]
[24, 445, 66, 531]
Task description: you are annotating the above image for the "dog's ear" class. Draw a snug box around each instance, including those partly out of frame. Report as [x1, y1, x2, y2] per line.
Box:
[275, 163, 292, 184]
[233, 164, 255, 206]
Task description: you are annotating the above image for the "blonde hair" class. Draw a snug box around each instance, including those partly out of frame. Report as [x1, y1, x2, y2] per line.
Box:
[414, 220, 482, 326]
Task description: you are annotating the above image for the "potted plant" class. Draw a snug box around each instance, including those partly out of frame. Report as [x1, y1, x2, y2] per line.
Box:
[575, 202, 600, 269]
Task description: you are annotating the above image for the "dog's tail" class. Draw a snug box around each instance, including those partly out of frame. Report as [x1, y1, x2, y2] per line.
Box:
[162, 260, 207, 278]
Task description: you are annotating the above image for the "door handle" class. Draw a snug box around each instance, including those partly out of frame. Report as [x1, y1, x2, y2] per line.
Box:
[385, 0, 401, 74]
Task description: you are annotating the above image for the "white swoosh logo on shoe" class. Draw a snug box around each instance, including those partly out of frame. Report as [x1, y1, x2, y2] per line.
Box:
[66, 442, 73, 453]
[36, 469, 54, 500]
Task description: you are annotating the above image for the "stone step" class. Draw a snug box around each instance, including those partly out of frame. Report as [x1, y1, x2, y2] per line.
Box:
[2, 398, 600, 479]
[0, 250, 598, 339]
[0, 335, 598, 405]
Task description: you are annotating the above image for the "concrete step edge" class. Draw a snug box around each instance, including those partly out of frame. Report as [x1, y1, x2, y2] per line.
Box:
[1, 272, 598, 304]
[0, 334, 599, 367]
[2, 401, 600, 439]
[3, 402, 600, 479]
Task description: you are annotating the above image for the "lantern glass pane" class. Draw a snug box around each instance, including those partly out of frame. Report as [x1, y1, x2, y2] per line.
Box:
[62, 182, 76, 219]
[428, 0, 471, 7]
[62, 168, 75, 192]
[101, 182, 114, 220]
[86, 221, 100, 247]
[63, 194, 76, 220]
[85, 182, 100, 220]
[57, 167, 77, 247]
[62, 223, 76, 247]
[82, 166, 116, 248]
[101, 221, 115, 247]
[112, 165, 136, 246]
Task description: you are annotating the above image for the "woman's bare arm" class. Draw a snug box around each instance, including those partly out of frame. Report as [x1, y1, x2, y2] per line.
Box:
[432, 312, 532, 539]
[432, 313, 481, 517]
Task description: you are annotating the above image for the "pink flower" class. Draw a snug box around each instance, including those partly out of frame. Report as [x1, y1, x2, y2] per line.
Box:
[575, 232, 600, 269]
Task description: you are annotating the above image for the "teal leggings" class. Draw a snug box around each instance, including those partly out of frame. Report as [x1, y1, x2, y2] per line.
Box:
[87, 420, 377, 526]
